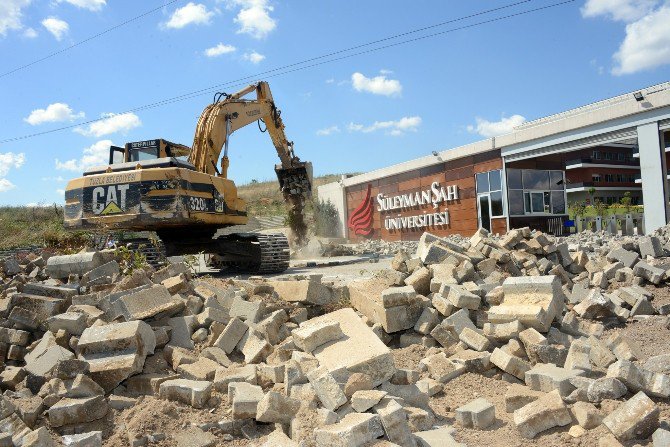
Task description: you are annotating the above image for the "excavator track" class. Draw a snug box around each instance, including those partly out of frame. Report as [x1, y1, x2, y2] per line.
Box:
[208, 233, 290, 274]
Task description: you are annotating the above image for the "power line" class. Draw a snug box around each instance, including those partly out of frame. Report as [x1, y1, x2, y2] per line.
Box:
[0, 0, 576, 145]
[0, 0, 182, 79]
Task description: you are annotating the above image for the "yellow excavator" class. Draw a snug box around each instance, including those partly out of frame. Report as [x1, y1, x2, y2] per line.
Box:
[63, 82, 312, 273]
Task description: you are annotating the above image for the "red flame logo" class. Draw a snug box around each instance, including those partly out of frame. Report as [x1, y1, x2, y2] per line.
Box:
[348, 184, 374, 237]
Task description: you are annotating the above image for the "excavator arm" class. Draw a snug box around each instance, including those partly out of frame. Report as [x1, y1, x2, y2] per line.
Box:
[188, 81, 312, 244]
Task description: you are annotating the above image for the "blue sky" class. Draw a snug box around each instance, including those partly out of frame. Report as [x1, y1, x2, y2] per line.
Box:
[1, 0, 669, 205]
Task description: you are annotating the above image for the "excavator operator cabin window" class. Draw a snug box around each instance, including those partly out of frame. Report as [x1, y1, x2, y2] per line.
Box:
[130, 147, 159, 162]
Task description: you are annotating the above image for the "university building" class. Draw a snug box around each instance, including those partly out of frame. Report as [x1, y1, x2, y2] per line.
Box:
[318, 81, 670, 241]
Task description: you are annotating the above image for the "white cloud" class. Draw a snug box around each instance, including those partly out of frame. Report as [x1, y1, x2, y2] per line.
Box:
[229, 0, 276, 39]
[41, 17, 69, 40]
[316, 125, 340, 136]
[325, 78, 335, 84]
[56, 140, 112, 172]
[22, 27, 37, 38]
[243, 51, 265, 64]
[74, 112, 141, 137]
[57, 0, 106, 12]
[347, 116, 421, 136]
[25, 103, 84, 125]
[351, 72, 402, 97]
[612, 4, 670, 75]
[41, 176, 65, 182]
[581, 0, 658, 21]
[467, 114, 526, 138]
[0, 152, 26, 192]
[582, 0, 670, 75]
[163, 2, 214, 29]
[204, 42, 236, 57]
[0, 0, 31, 37]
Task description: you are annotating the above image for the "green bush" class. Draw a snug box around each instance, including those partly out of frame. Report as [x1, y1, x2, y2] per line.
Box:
[313, 199, 340, 238]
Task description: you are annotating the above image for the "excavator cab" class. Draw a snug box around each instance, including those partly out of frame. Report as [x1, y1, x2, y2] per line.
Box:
[108, 139, 192, 164]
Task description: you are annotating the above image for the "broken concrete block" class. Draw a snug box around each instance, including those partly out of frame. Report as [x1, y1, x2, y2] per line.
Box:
[309, 308, 395, 387]
[373, 398, 416, 446]
[46, 252, 106, 279]
[268, 279, 333, 305]
[405, 267, 431, 295]
[504, 383, 545, 413]
[176, 357, 219, 381]
[422, 352, 467, 383]
[62, 431, 103, 447]
[213, 317, 248, 354]
[513, 389, 571, 439]
[159, 379, 212, 409]
[455, 398, 495, 429]
[307, 366, 347, 411]
[490, 347, 531, 380]
[607, 359, 670, 398]
[414, 426, 465, 447]
[571, 401, 602, 429]
[444, 285, 481, 310]
[483, 320, 524, 341]
[22, 427, 56, 447]
[237, 328, 272, 364]
[47, 312, 87, 336]
[640, 236, 664, 258]
[256, 390, 300, 424]
[114, 285, 182, 321]
[587, 377, 627, 402]
[607, 248, 640, 269]
[525, 363, 584, 397]
[564, 339, 592, 372]
[314, 412, 384, 447]
[213, 364, 257, 392]
[602, 391, 659, 441]
[48, 396, 109, 427]
[77, 320, 156, 392]
[414, 307, 439, 335]
[227, 382, 264, 419]
[458, 327, 490, 352]
[488, 275, 564, 333]
[293, 319, 344, 353]
[633, 261, 666, 285]
[24, 331, 74, 378]
[351, 390, 387, 412]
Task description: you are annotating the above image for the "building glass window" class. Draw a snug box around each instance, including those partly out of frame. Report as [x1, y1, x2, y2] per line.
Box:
[605, 152, 613, 161]
[593, 150, 601, 160]
[605, 174, 614, 182]
[593, 174, 601, 182]
[476, 170, 504, 218]
[507, 168, 567, 216]
[618, 153, 625, 161]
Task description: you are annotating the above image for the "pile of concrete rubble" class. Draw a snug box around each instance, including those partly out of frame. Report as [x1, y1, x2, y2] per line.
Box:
[1, 226, 670, 446]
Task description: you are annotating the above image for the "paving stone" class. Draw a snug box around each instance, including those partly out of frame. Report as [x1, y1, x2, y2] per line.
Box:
[293, 319, 344, 353]
[159, 379, 212, 409]
[606, 248, 640, 269]
[46, 252, 106, 279]
[602, 391, 659, 441]
[483, 320, 525, 341]
[571, 401, 602, 429]
[62, 431, 103, 447]
[213, 364, 257, 392]
[23, 331, 75, 378]
[652, 428, 670, 447]
[455, 398, 495, 429]
[255, 390, 300, 424]
[414, 426, 465, 446]
[77, 320, 156, 392]
[444, 285, 481, 310]
[564, 339, 592, 372]
[490, 347, 531, 380]
[307, 366, 347, 411]
[314, 412, 384, 447]
[268, 279, 333, 305]
[504, 383, 545, 413]
[114, 284, 182, 321]
[458, 327, 490, 352]
[48, 396, 109, 427]
[176, 357, 219, 381]
[634, 261, 666, 285]
[489, 275, 564, 333]
[422, 352, 467, 383]
[607, 359, 670, 398]
[587, 377, 628, 402]
[373, 398, 416, 446]
[309, 308, 396, 387]
[213, 317, 248, 354]
[229, 296, 265, 323]
[525, 363, 584, 397]
[414, 307, 440, 335]
[513, 389, 571, 439]
[644, 354, 670, 374]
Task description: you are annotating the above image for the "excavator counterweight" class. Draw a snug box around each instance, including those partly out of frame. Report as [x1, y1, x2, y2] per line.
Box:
[63, 82, 311, 273]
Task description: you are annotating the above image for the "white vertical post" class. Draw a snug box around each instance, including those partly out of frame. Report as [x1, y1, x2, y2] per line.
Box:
[638, 122, 669, 233]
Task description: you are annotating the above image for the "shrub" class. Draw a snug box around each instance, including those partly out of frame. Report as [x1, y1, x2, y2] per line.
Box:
[313, 199, 340, 237]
